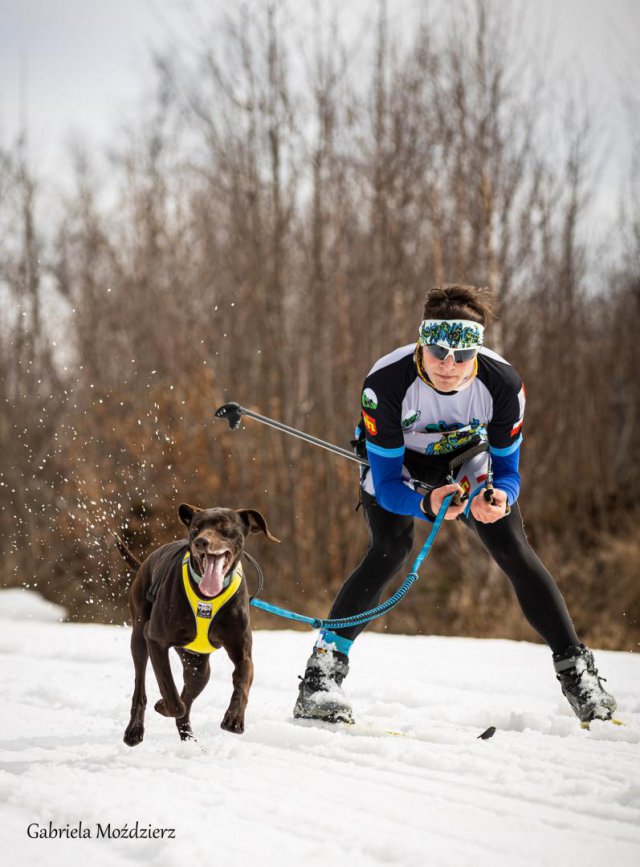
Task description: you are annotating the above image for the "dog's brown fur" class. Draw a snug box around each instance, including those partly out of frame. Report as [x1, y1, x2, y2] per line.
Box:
[119, 504, 279, 746]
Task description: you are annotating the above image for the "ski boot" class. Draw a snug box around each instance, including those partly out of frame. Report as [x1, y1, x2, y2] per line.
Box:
[293, 647, 354, 724]
[553, 644, 617, 723]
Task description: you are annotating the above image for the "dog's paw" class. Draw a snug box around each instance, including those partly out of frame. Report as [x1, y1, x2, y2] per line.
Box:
[177, 721, 195, 741]
[154, 698, 187, 718]
[220, 711, 245, 734]
[123, 724, 144, 747]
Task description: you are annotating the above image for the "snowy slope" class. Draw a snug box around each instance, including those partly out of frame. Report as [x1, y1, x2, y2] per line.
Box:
[0, 591, 639, 867]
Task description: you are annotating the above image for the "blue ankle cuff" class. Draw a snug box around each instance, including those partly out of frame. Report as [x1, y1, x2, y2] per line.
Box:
[315, 629, 353, 656]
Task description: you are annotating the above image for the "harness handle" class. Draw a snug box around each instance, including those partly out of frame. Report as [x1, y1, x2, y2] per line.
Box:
[242, 550, 264, 601]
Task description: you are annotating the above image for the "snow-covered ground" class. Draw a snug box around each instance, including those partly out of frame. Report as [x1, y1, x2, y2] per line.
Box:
[0, 590, 639, 867]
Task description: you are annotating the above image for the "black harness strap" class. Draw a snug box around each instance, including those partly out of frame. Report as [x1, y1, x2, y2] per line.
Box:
[446, 440, 489, 473]
[242, 551, 264, 601]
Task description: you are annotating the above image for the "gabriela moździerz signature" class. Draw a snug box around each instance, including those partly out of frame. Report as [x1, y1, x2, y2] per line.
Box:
[27, 821, 175, 839]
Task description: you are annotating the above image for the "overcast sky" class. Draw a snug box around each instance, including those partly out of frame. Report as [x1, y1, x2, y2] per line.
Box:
[1, 0, 638, 226]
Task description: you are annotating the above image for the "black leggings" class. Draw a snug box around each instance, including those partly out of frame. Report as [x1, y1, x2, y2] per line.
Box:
[328, 491, 579, 654]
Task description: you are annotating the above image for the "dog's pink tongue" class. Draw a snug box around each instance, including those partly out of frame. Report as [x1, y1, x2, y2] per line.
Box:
[200, 555, 226, 597]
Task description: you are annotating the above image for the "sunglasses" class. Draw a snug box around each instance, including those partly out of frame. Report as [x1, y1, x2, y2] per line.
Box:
[424, 343, 479, 364]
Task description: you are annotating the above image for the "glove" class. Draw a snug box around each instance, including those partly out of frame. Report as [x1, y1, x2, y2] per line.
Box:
[421, 483, 468, 521]
[420, 490, 436, 519]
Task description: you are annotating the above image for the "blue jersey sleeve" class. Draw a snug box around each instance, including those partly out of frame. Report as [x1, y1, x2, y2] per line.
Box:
[366, 443, 432, 521]
[489, 440, 521, 505]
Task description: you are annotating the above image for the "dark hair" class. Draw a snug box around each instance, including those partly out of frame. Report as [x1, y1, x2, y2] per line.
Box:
[423, 284, 496, 327]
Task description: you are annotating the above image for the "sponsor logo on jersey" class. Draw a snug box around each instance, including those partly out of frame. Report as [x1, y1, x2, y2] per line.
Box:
[459, 476, 470, 496]
[362, 388, 378, 410]
[425, 422, 487, 455]
[401, 409, 421, 429]
[362, 411, 378, 436]
[425, 419, 481, 434]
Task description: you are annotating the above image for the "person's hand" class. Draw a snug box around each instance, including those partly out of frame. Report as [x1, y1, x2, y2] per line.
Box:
[470, 487, 509, 523]
[422, 483, 467, 521]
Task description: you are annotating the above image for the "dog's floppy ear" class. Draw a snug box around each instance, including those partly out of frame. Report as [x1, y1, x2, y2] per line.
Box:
[236, 509, 281, 542]
[178, 503, 202, 528]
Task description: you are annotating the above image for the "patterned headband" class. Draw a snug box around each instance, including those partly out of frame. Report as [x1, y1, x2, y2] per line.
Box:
[418, 319, 484, 349]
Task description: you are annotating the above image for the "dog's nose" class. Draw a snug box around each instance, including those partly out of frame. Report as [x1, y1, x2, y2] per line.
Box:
[193, 536, 209, 552]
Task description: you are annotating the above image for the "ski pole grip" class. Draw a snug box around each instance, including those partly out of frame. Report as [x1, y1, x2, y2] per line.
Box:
[446, 474, 468, 506]
[483, 485, 495, 504]
[215, 402, 245, 430]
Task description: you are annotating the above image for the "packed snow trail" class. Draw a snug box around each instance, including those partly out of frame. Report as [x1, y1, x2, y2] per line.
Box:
[0, 591, 639, 867]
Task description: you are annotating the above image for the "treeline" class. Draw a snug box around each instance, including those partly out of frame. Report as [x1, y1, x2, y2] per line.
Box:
[1, 1, 639, 650]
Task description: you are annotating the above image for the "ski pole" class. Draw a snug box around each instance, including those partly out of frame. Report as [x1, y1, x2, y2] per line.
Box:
[483, 453, 495, 503]
[445, 440, 488, 506]
[215, 401, 435, 493]
[215, 402, 366, 466]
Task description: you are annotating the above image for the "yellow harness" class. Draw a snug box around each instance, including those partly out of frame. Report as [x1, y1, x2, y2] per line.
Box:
[181, 552, 243, 654]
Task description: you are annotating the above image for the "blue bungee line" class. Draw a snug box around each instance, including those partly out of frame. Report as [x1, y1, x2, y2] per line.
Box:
[249, 493, 454, 629]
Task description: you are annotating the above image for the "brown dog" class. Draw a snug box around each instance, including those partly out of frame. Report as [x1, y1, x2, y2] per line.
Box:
[119, 504, 279, 746]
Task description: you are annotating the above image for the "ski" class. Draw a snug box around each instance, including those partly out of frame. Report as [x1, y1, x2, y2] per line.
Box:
[292, 718, 496, 741]
[295, 717, 626, 738]
[580, 717, 625, 731]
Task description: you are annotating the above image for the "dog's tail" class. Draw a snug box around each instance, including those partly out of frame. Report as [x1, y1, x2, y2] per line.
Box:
[112, 532, 142, 570]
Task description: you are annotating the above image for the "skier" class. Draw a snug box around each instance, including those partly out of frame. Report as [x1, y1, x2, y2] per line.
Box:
[293, 284, 617, 725]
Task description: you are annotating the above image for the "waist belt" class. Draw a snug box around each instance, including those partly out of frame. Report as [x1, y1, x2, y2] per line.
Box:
[181, 552, 243, 654]
[402, 437, 488, 488]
